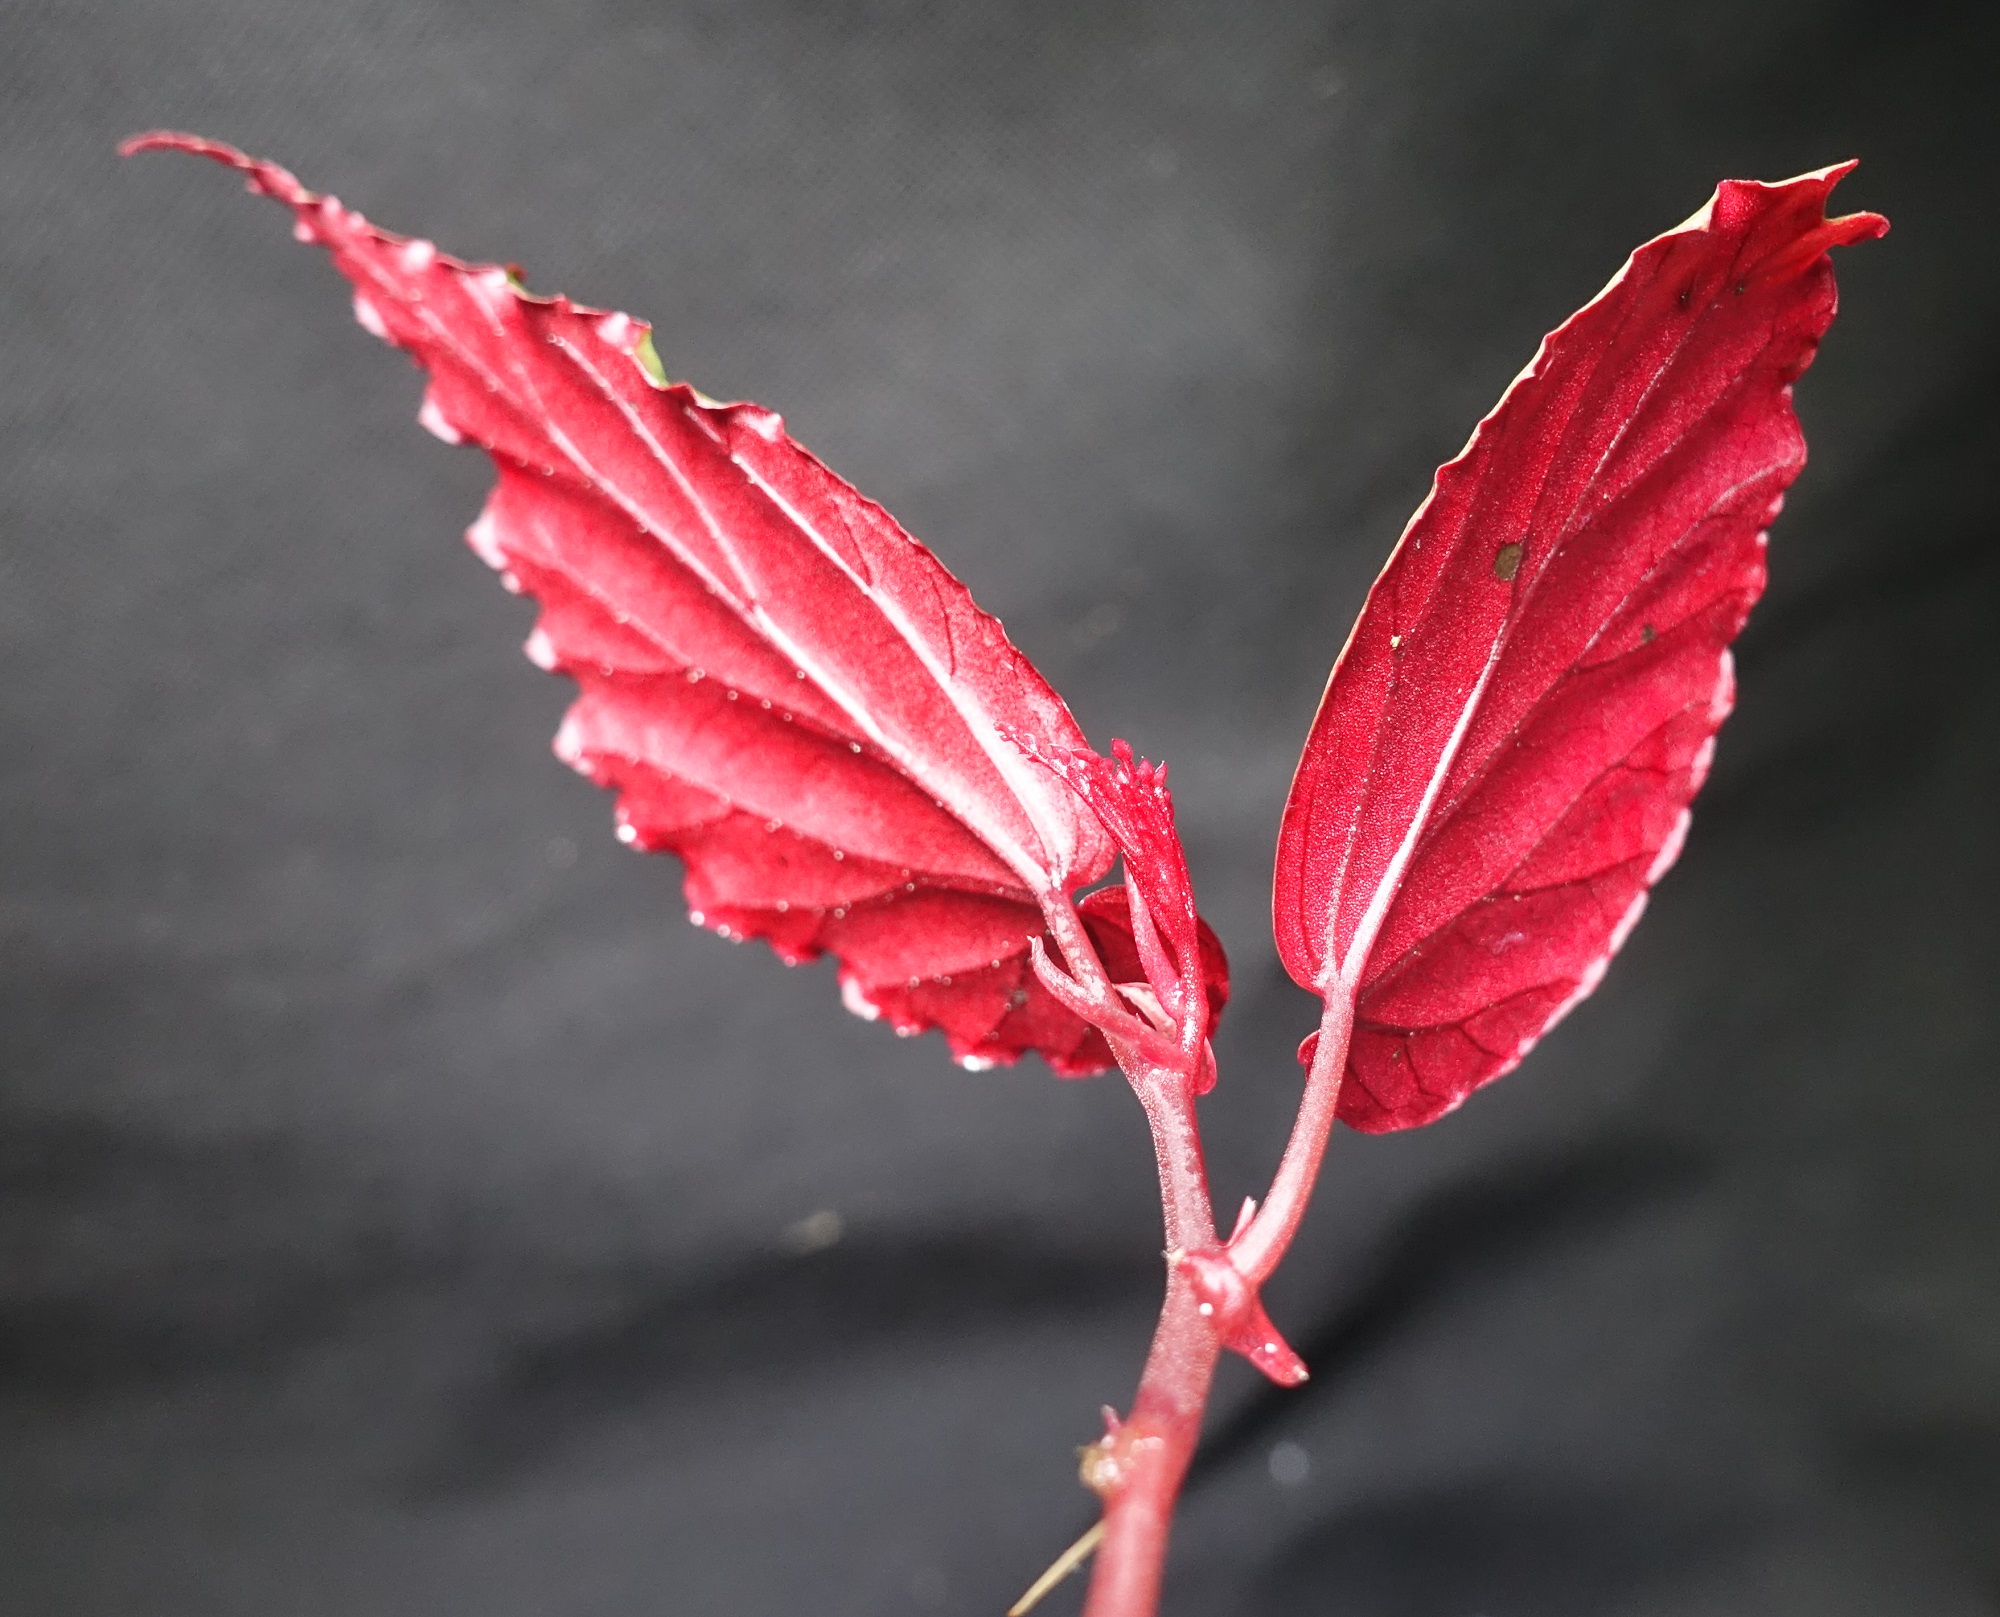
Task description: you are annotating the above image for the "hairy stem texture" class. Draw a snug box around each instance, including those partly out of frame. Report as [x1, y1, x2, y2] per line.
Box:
[1081, 988, 1357, 1617]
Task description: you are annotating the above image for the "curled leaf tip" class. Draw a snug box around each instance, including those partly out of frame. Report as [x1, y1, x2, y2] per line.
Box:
[119, 131, 313, 209]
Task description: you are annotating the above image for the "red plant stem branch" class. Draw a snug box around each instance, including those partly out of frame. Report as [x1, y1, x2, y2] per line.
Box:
[1036, 893, 1187, 1069]
[1079, 1271, 1222, 1617]
[1125, 1061, 1217, 1253]
[1041, 889, 1121, 1008]
[1231, 975, 1355, 1284]
[1078, 1057, 1217, 1617]
[1079, 980, 1358, 1617]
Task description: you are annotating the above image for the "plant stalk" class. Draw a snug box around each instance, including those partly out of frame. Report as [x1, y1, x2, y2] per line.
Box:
[1232, 979, 1355, 1283]
[1079, 1271, 1222, 1617]
[1079, 983, 1358, 1617]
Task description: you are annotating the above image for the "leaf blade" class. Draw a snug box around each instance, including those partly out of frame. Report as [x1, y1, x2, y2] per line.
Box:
[129, 131, 1198, 1074]
[1276, 166, 1885, 1131]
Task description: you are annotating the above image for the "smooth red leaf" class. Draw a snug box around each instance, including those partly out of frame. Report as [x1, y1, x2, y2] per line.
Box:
[128, 132, 1231, 1074]
[1277, 167, 1885, 1132]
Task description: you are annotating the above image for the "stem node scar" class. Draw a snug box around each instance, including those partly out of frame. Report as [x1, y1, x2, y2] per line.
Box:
[1079, 1417, 1164, 1501]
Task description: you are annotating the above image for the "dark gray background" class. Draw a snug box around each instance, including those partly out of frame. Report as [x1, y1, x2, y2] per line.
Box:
[5, 2, 1995, 1613]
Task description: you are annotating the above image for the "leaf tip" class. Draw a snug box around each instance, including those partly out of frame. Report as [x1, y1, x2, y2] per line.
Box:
[118, 128, 207, 160]
[117, 130, 315, 211]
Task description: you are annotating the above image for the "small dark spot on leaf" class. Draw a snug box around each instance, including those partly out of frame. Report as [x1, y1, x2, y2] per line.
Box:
[1493, 542, 1524, 582]
[1677, 287, 1691, 309]
[1733, 281, 1746, 296]
[1640, 622, 1656, 643]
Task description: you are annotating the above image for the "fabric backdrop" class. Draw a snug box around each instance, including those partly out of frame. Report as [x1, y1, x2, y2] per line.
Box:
[4, 2, 1995, 1613]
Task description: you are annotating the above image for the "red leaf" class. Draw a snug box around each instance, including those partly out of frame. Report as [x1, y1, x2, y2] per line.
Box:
[1276, 167, 1885, 1132]
[127, 132, 1232, 1074]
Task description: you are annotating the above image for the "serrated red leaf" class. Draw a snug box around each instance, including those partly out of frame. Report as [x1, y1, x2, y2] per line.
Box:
[128, 132, 1233, 1074]
[1277, 167, 1884, 1133]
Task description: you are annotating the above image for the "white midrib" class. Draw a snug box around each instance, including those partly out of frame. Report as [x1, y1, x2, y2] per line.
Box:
[730, 461, 1068, 894]
[1320, 360, 1776, 997]
[528, 333, 1063, 891]
[1327, 633, 1506, 993]
[1313, 237, 1664, 995]
[366, 271, 751, 658]
[394, 243, 1086, 895]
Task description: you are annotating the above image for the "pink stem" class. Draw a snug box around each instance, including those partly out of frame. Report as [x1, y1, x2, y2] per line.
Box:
[1079, 1273, 1221, 1617]
[1080, 979, 1359, 1617]
[1078, 1060, 1218, 1617]
[1231, 979, 1355, 1284]
[1120, 877, 1185, 1026]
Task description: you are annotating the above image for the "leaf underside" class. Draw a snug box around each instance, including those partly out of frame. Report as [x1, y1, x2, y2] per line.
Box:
[130, 132, 1231, 1076]
[1276, 167, 1884, 1132]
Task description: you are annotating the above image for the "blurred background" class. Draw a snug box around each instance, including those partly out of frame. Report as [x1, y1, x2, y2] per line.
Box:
[4, 2, 1995, 1613]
